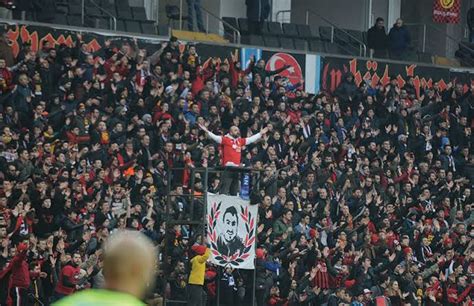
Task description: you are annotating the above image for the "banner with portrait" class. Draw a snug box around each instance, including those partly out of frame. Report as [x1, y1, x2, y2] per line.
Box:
[207, 194, 257, 269]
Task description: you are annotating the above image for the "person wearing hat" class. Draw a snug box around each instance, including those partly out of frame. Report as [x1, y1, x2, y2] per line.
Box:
[187, 243, 210, 306]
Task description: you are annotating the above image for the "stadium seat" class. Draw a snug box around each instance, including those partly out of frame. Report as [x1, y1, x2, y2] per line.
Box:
[309, 39, 325, 53]
[282, 23, 298, 37]
[347, 29, 364, 45]
[86, 6, 102, 17]
[68, 15, 83, 26]
[53, 14, 69, 26]
[293, 38, 307, 51]
[334, 28, 349, 44]
[95, 18, 110, 29]
[126, 20, 141, 33]
[418, 52, 433, 64]
[325, 42, 340, 54]
[222, 17, 239, 38]
[117, 8, 133, 20]
[165, 5, 188, 28]
[69, 4, 82, 15]
[319, 26, 333, 41]
[242, 35, 263, 46]
[279, 37, 294, 50]
[362, 31, 368, 44]
[266, 22, 283, 36]
[56, 4, 68, 15]
[141, 21, 156, 35]
[68, 0, 82, 5]
[116, 19, 127, 31]
[296, 24, 312, 39]
[157, 24, 170, 36]
[131, 7, 147, 20]
[238, 18, 249, 35]
[263, 35, 280, 48]
[115, 0, 130, 11]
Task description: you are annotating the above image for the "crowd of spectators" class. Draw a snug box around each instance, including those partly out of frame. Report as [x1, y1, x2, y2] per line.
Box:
[0, 24, 471, 306]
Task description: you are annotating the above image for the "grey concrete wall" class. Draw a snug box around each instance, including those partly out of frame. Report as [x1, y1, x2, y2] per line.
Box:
[220, 0, 246, 19]
[401, 0, 471, 58]
[291, 0, 370, 35]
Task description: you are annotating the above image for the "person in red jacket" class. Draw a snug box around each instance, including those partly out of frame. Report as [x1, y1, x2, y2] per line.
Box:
[267, 285, 288, 306]
[199, 124, 268, 195]
[0, 242, 30, 306]
[52, 252, 82, 302]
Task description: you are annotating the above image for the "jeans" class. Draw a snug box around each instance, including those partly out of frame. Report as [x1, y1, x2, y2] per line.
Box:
[187, 0, 205, 32]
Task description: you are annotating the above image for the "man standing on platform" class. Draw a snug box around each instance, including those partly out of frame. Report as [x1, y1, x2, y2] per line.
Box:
[367, 17, 389, 58]
[246, 0, 270, 35]
[199, 124, 268, 195]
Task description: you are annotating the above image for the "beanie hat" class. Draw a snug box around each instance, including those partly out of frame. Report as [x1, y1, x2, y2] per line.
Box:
[192, 244, 207, 255]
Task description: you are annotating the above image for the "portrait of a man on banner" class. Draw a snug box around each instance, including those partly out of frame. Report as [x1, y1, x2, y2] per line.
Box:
[217, 206, 245, 256]
[207, 194, 257, 269]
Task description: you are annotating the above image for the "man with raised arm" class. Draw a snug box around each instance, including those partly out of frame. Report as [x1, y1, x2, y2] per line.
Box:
[199, 124, 268, 195]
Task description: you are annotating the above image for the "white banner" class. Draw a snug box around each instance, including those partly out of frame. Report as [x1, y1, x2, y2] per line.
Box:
[207, 194, 257, 269]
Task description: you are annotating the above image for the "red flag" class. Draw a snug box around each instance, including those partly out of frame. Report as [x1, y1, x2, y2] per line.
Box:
[433, 0, 461, 24]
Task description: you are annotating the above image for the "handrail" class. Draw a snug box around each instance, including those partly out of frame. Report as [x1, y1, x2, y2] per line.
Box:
[89, 0, 117, 31]
[3, 17, 473, 70]
[199, 5, 241, 44]
[305, 9, 367, 57]
[406, 22, 474, 56]
[275, 9, 291, 23]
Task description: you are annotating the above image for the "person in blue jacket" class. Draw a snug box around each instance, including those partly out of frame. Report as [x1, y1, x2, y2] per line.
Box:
[388, 18, 411, 60]
[246, 0, 270, 35]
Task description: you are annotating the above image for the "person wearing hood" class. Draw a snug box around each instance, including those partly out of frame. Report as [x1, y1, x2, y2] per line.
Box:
[388, 19, 411, 60]
[335, 73, 358, 108]
[367, 17, 389, 59]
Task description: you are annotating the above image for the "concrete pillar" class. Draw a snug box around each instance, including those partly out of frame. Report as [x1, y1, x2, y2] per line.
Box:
[271, 0, 291, 23]
[388, 0, 401, 27]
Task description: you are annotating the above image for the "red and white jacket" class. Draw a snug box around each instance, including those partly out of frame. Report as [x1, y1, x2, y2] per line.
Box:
[206, 131, 262, 166]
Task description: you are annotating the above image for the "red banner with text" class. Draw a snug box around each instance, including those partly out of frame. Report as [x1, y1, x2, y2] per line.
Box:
[433, 0, 461, 24]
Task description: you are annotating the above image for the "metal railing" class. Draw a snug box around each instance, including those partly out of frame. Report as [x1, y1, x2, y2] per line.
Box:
[81, 0, 117, 31]
[201, 5, 241, 44]
[175, 0, 240, 44]
[305, 9, 367, 57]
[406, 22, 474, 57]
[275, 9, 291, 23]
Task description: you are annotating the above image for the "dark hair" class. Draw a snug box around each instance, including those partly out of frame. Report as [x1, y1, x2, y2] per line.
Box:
[223, 206, 238, 221]
[376, 17, 384, 23]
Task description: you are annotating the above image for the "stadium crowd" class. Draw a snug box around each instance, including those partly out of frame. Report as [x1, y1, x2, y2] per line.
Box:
[0, 28, 471, 306]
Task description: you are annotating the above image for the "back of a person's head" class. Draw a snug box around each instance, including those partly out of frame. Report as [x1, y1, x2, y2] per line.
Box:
[102, 230, 157, 299]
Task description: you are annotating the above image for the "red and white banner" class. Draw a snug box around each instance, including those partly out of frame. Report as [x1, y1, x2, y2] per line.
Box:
[433, 0, 461, 24]
[207, 194, 257, 269]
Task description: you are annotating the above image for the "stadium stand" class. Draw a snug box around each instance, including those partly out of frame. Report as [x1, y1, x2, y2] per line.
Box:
[0, 2, 472, 305]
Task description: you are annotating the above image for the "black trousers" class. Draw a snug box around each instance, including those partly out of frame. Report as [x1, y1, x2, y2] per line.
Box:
[220, 170, 239, 196]
[188, 284, 205, 306]
[10, 287, 29, 306]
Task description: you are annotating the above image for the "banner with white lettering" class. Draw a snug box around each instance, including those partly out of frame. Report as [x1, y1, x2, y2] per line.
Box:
[207, 194, 257, 269]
